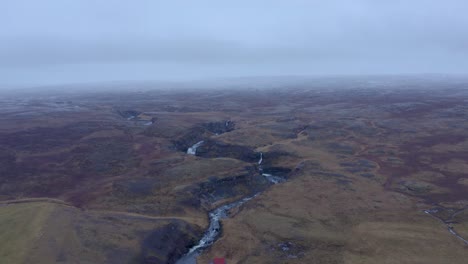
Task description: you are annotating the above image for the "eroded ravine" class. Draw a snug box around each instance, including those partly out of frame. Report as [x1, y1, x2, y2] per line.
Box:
[175, 194, 258, 264]
[424, 207, 468, 245]
[176, 153, 285, 264]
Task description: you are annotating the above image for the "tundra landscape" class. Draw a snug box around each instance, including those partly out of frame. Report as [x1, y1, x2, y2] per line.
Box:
[1, 76, 468, 263]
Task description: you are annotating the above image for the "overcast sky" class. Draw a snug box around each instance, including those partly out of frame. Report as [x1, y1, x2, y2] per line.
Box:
[1, 0, 468, 86]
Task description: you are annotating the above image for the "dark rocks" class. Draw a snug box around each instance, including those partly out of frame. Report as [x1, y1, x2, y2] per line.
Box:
[196, 139, 259, 162]
[194, 170, 269, 207]
[113, 178, 160, 197]
[255, 151, 292, 167]
[201, 120, 235, 134]
[261, 167, 292, 178]
[261, 166, 291, 184]
[140, 221, 202, 264]
[173, 127, 210, 152]
[173, 120, 235, 152]
[399, 180, 434, 194]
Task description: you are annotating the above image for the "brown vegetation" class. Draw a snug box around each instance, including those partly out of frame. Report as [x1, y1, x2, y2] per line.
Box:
[1, 78, 468, 263]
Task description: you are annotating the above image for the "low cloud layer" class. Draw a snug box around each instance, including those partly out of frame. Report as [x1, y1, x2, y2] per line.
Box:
[1, 0, 468, 86]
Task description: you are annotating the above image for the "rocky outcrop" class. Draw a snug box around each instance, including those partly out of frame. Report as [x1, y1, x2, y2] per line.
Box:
[201, 120, 235, 134]
[195, 171, 269, 207]
[173, 120, 235, 152]
[173, 127, 211, 152]
[261, 167, 292, 178]
[170, 165, 269, 210]
[196, 139, 259, 162]
[140, 221, 202, 264]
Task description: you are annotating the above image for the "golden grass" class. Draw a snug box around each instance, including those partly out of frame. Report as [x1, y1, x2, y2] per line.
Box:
[0, 202, 55, 264]
[0, 200, 201, 263]
[344, 218, 468, 264]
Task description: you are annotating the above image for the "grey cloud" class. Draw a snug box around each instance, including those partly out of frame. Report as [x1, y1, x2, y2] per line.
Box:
[1, 0, 468, 86]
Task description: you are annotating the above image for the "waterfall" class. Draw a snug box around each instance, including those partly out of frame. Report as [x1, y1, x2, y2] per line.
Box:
[187, 141, 204, 155]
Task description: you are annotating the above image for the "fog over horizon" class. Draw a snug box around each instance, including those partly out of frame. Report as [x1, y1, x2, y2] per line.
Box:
[1, 0, 468, 87]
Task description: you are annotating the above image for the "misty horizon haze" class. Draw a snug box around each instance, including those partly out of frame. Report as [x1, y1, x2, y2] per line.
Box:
[1, 0, 468, 87]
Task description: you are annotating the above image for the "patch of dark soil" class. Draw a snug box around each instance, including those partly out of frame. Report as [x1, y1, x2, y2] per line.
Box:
[0, 136, 142, 199]
[427, 151, 468, 164]
[67, 138, 141, 174]
[340, 159, 376, 173]
[398, 180, 434, 195]
[113, 178, 160, 197]
[371, 146, 468, 203]
[178, 195, 202, 209]
[0, 122, 106, 151]
[426, 173, 468, 203]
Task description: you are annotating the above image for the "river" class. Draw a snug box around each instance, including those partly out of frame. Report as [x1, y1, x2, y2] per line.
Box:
[175, 152, 284, 263]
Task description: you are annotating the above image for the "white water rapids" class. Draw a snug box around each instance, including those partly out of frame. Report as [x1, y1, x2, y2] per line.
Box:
[175, 194, 258, 264]
[176, 152, 285, 263]
[261, 173, 284, 184]
[187, 141, 204, 155]
[258, 152, 284, 184]
[424, 208, 468, 245]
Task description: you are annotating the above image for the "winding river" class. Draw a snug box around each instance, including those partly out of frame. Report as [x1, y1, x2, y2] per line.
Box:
[175, 194, 259, 264]
[424, 207, 468, 245]
[176, 153, 284, 263]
